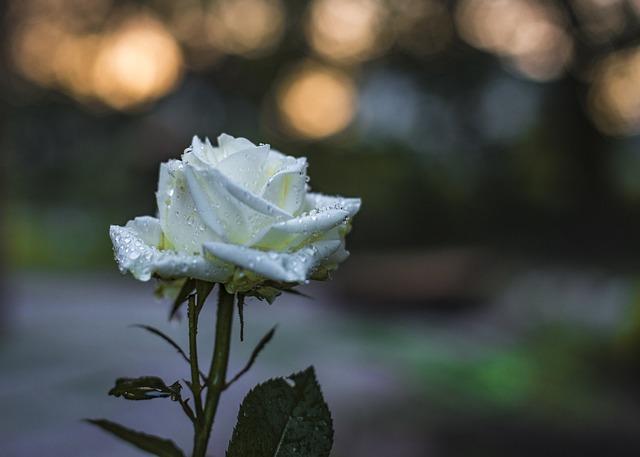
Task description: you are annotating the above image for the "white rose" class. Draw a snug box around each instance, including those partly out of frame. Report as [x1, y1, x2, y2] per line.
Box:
[110, 133, 360, 299]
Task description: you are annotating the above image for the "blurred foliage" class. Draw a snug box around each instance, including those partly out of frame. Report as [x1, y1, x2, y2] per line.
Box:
[2, 0, 640, 270]
[329, 276, 640, 455]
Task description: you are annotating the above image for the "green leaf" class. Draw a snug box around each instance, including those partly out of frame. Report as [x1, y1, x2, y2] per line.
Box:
[85, 419, 185, 457]
[226, 326, 276, 389]
[169, 278, 196, 320]
[130, 324, 207, 382]
[131, 324, 190, 363]
[226, 366, 333, 457]
[108, 376, 182, 401]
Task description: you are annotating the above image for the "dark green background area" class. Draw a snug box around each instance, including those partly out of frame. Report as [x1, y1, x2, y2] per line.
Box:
[2, 0, 640, 271]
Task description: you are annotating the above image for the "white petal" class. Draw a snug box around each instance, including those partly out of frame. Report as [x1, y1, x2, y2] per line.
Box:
[260, 164, 307, 215]
[110, 220, 232, 282]
[304, 193, 361, 217]
[183, 136, 213, 168]
[183, 164, 231, 240]
[158, 164, 226, 254]
[221, 173, 292, 219]
[184, 165, 271, 244]
[261, 153, 307, 179]
[204, 239, 341, 283]
[270, 209, 348, 234]
[151, 251, 232, 282]
[185, 162, 291, 218]
[247, 206, 349, 250]
[125, 216, 163, 246]
[217, 133, 258, 159]
[156, 161, 173, 225]
[216, 144, 271, 193]
[313, 225, 350, 265]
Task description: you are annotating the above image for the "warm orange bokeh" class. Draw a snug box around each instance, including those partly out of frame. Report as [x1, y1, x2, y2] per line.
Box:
[306, 0, 391, 64]
[274, 62, 357, 139]
[8, 1, 183, 111]
[455, 0, 573, 81]
[588, 46, 640, 135]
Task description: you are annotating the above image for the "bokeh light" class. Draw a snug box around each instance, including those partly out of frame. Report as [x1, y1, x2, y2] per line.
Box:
[571, 0, 627, 44]
[168, 0, 285, 69]
[306, 0, 391, 63]
[274, 61, 357, 139]
[455, 0, 574, 81]
[10, 17, 67, 88]
[92, 14, 183, 111]
[8, 2, 183, 111]
[168, 3, 225, 70]
[588, 46, 640, 135]
[214, 0, 286, 57]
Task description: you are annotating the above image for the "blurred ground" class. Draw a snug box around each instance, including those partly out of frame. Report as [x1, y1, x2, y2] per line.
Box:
[2, 258, 640, 457]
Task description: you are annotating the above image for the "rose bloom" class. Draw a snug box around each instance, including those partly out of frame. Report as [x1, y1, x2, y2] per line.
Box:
[110, 134, 360, 300]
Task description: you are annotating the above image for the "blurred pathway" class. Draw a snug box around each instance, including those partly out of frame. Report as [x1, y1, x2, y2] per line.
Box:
[2, 268, 639, 456]
[0, 273, 411, 457]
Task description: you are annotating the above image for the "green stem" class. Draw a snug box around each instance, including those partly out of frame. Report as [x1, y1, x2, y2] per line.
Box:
[188, 295, 204, 421]
[192, 286, 235, 457]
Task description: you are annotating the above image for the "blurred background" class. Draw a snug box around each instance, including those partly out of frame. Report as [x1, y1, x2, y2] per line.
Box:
[2, 0, 640, 455]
